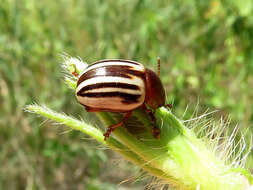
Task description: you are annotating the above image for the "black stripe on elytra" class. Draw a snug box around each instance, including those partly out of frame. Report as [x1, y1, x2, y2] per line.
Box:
[79, 82, 140, 93]
[77, 91, 141, 104]
[89, 59, 141, 67]
[77, 65, 145, 86]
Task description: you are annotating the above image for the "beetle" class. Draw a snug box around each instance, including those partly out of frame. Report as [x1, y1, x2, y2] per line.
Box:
[75, 59, 166, 140]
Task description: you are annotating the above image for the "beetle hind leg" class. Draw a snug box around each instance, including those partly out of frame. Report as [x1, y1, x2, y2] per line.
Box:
[104, 111, 132, 140]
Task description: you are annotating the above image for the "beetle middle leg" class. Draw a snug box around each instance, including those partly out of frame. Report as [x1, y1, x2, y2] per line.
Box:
[142, 105, 161, 139]
[104, 111, 132, 140]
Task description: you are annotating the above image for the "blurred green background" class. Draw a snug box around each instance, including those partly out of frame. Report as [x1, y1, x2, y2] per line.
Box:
[0, 0, 253, 189]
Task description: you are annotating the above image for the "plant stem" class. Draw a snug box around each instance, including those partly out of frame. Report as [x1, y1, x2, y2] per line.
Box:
[26, 105, 171, 181]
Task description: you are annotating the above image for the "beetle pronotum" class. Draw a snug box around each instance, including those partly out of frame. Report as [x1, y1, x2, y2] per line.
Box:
[75, 59, 166, 140]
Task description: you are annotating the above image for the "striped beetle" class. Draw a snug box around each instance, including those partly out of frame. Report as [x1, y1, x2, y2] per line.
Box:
[75, 59, 166, 140]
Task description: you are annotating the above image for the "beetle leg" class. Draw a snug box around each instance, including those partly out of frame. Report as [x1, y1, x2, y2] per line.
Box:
[165, 104, 173, 109]
[104, 111, 132, 140]
[146, 108, 156, 123]
[71, 64, 79, 77]
[151, 126, 161, 139]
[142, 104, 161, 139]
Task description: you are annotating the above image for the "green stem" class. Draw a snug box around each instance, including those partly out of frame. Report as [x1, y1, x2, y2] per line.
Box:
[26, 105, 171, 180]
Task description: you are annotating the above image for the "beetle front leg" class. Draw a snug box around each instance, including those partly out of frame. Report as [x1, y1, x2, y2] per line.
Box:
[165, 104, 173, 109]
[71, 64, 79, 77]
[104, 111, 132, 140]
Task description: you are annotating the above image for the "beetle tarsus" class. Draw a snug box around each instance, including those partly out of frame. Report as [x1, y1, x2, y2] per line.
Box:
[152, 126, 161, 139]
[71, 64, 79, 77]
[165, 104, 173, 109]
[103, 111, 132, 141]
[104, 128, 113, 140]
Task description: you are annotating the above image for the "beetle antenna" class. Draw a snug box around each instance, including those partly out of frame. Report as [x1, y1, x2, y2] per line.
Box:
[157, 57, 161, 76]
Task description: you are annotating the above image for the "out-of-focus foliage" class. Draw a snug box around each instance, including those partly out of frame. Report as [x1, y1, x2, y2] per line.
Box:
[0, 0, 252, 189]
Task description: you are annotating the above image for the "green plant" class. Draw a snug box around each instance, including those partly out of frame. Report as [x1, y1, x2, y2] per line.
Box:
[26, 57, 253, 190]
